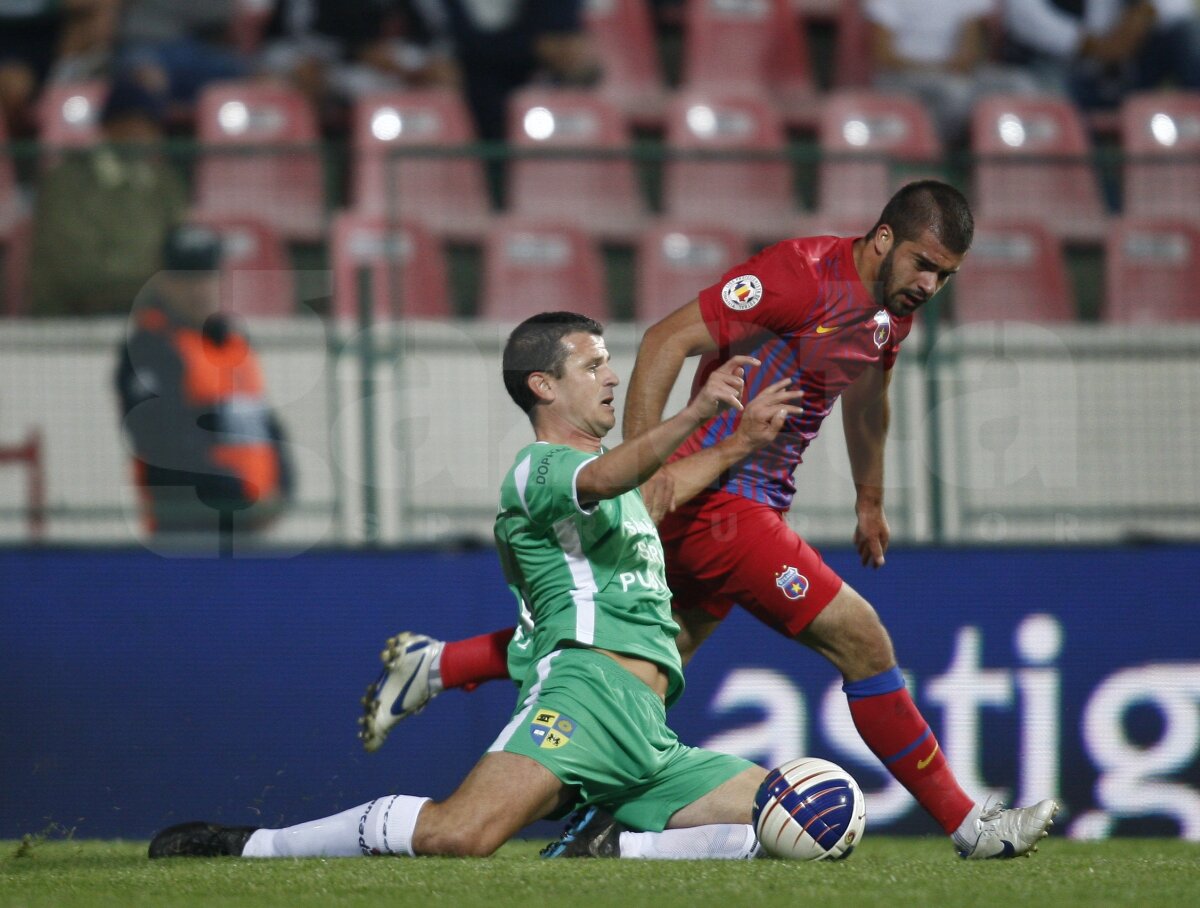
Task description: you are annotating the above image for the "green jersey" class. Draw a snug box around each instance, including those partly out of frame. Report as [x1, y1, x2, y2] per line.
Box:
[495, 442, 684, 706]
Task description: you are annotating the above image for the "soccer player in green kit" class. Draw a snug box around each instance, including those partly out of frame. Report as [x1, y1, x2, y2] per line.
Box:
[148, 311, 806, 861]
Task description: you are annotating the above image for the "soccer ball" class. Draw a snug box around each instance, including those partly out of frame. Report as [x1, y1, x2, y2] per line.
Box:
[752, 757, 866, 861]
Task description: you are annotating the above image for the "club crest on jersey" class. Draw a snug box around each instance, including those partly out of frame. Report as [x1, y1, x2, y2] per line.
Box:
[530, 709, 578, 750]
[775, 565, 809, 600]
[873, 310, 892, 349]
[722, 274, 763, 311]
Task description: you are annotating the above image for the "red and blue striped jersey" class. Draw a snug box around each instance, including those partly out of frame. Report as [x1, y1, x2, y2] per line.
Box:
[669, 235, 911, 511]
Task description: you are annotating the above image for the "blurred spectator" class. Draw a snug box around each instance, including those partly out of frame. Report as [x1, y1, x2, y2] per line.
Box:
[1003, 0, 1200, 110]
[115, 223, 293, 536]
[407, 0, 600, 141]
[114, 0, 251, 111]
[259, 0, 455, 114]
[867, 0, 1041, 143]
[30, 79, 186, 316]
[0, 0, 116, 136]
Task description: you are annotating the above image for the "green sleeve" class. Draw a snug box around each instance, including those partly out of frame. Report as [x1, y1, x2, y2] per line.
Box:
[518, 445, 598, 527]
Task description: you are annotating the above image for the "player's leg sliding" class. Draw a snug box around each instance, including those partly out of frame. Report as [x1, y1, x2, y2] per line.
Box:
[358, 628, 515, 752]
[843, 666, 1059, 858]
[150, 799, 759, 861]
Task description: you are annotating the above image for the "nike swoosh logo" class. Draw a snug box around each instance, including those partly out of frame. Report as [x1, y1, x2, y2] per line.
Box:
[917, 743, 940, 770]
[392, 651, 428, 716]
[814, 324, 841, 334]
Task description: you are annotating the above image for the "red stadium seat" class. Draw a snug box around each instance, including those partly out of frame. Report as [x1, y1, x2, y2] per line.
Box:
[36, 80, 106, 151]
[1, 215, 31, 316]
[507, 88, 647, 243]
[662, 91, 802, 242]
[187, 213, 296, 317]
[635, 221, 746, 324]
[329, 212, 451, 321]
[816, 90, 943, 224]
[971, 94, 1108, 244]
[194, 81, 325, 242]
[350, 90, 492, 241]
[479, 219, 608, 322]
[952, 221, 1075, 323]
[831, 0, 873, 89]
[681, 0, 819, 127]
[1103, 218, 1200, 323]
[585, 0, 668, 126]
[1121, 91, 1200, 222]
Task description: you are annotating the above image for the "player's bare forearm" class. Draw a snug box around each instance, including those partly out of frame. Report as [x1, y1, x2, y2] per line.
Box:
[579, 409, 711, 503]
[582, 355, 757, 505]
[658, 378, 803, 515]
[842, 368, 890, 507]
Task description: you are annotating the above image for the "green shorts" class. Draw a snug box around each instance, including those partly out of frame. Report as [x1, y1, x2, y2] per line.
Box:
[488, 647, 753, 832]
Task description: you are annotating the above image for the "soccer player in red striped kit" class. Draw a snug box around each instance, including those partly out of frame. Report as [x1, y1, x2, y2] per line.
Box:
[360, 180, 1059, 859]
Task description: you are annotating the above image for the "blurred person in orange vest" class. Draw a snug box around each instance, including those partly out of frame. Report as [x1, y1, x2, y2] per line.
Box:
[115, 223, 293, 536]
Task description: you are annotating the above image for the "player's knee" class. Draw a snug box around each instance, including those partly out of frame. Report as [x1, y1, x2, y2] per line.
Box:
[419, 823, 503, 857]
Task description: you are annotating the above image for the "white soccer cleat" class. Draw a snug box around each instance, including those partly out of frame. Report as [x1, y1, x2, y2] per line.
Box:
[358, 632, 444, 753]
[956, 799, 1060, 859]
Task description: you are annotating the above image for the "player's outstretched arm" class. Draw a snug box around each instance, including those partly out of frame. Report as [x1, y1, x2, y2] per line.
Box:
[841, 364, 892, 567]
[659, 378, 804, 513]
[576, 356, 755, 505]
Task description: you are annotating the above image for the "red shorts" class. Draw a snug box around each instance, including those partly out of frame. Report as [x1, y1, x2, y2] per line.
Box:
[658, 489, 844, 637]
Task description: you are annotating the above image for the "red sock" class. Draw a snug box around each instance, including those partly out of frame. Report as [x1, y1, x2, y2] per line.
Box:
[438, 627, 515, 691]
[845, 669, 974, 834]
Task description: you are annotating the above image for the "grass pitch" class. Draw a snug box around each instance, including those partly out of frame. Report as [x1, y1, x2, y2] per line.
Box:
[2, 836, 1197, 908]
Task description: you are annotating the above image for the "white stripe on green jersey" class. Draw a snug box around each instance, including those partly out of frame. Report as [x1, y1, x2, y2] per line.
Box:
[495, 442, 684, 706]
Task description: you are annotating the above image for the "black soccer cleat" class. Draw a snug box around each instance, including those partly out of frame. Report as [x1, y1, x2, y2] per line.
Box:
[148, 821, 259, 858]
[539, 806, 623, 858]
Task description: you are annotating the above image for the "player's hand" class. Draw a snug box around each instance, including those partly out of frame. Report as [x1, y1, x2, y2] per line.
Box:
[853, 503, 890, 568]
[686, 355, 761, 423]
[733, 379, 804, 451]
[640, 466, 676, 524]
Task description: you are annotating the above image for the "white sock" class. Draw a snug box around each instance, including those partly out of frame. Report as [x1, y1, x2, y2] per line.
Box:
[951, 803, 985, 851]
[428, 644, 446, 696]
[241, 795, 430, 858]
[618, 824, 761, 860]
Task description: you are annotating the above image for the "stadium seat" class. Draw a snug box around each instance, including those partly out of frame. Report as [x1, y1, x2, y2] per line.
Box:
[229, 0, 273, 56]
[815, 90, 943, 225]
[662, 91, 802, 242]
[1, 215, 31, 316]
[971, 94, 1109, 244]
[635, 222, 747, 324]
[1103, 218, 1200, 323]
[329, 211, 451, 321]
[194, 81, 325, 242]
[952, 221, 1075, 323]
[831, 0, 873, 89]
[36, 80, 106, 151]
[1121, 91, 1200, 221]
[479, 219, 608, 322]
[680, 0, 819, 128]
[507, 88, 647, 243]
[350, 89, 492, 241]
[585, 0, 668, 126]
[187, 213, 296, 317]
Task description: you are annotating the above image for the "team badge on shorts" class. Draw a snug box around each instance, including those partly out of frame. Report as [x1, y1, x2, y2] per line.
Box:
[775, 565, 809, 600]
[873, 310, 892, 349]
[530, 709, 578, 750]
[722, 275, 763, 311]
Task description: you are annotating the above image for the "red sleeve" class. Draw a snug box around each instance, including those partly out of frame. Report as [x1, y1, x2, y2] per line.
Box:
[879, 315, 913, 371]
[697, 241, 819, 349]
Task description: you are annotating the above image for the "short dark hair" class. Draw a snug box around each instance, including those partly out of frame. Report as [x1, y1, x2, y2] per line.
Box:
[502, 311, 605, 415]
[869, 180, 974, 255]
